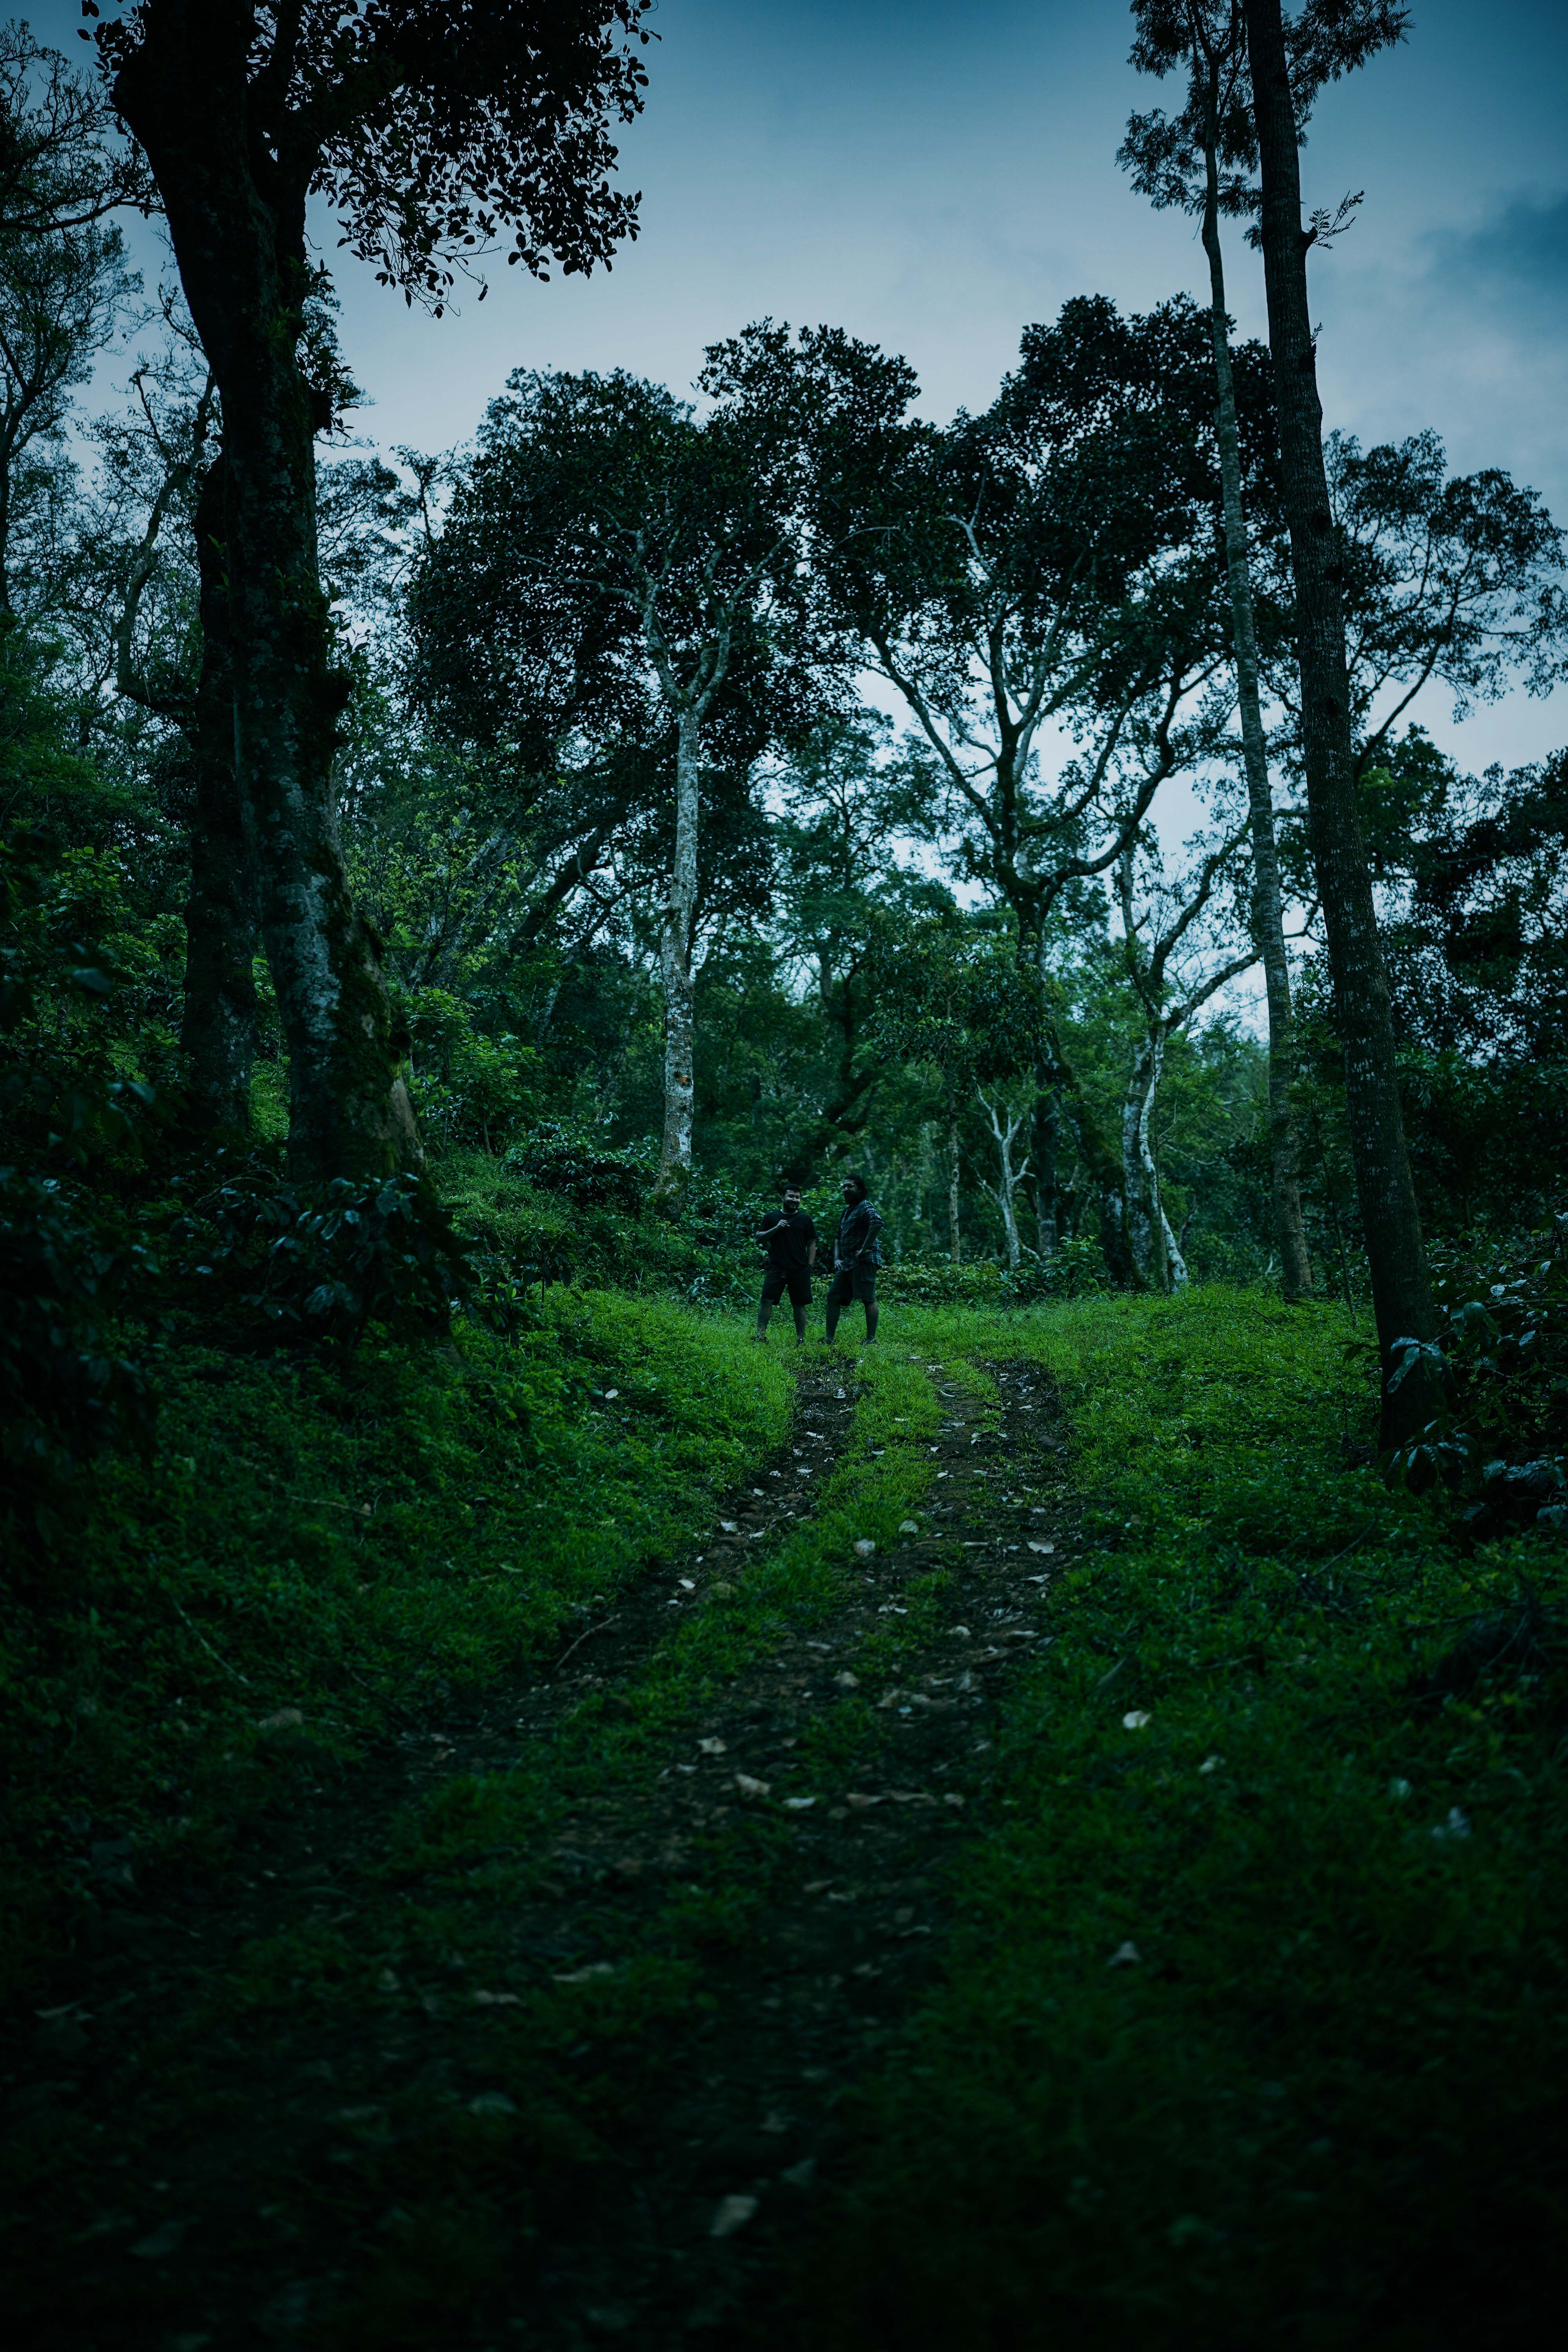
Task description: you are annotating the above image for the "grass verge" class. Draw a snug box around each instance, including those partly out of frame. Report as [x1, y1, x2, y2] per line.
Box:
[0, 1291, 794, 1993]
[791, 1288, 1568, 2350]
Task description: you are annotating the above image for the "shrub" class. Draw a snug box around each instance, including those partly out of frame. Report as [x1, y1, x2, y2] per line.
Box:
[505, 1123, 655, 1215]
[172, 1165, 475, 1348]
[1389, 1218, 1568, 1535]
[879, 1257, 1004, 1307]
[405, 987, 536, 1154]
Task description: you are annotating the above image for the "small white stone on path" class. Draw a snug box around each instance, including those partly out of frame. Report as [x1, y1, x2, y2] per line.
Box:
[710, 2194, 759, 2238]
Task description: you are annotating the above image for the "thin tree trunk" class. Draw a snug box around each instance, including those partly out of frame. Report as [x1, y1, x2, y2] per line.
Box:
[1136, 1032, 1171, 1294]
[655, 702, 700, 1199]
[180, 450, 258, 1134]
[1030, 1076, 1062, 1256]
[1243, 0, 1438, 1445]
[1199, 118, 1312, 1300]
[1160, 1198, 1189, 1290]
[1121, 1044, 1155, 1282]
[947, 1096, 962, 1263]
[116, 20, 418, 1188]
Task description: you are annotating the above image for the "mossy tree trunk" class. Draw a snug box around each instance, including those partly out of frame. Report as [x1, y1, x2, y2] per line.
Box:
[116, 13, 417, 1186]
[179, 450, 258, 1136]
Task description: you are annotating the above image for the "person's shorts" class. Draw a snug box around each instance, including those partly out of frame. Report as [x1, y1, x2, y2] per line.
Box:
[760, 1265, 812, 1308]
[826, 1263, 877, 1307]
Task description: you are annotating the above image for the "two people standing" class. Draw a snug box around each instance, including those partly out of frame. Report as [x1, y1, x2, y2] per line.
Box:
[755, 1175, 881, 1347]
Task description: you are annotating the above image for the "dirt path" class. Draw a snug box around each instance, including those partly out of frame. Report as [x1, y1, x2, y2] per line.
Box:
[3, 1353, 1077, 2349]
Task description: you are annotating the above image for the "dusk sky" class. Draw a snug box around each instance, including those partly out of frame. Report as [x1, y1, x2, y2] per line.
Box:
[49, 0, 1568, 778]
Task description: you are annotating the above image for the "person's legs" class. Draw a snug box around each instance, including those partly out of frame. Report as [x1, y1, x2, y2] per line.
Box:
[756, 1299, 773, 1339]
[824, 1271, 845, 1341]
[788, 1271, 810, 1343]
[758, 1269, 784, 1340]
[864, 1298, 879, 1343]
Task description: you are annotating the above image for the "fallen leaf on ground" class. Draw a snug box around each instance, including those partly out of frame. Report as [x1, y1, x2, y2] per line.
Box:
[554, 1962, 615, 1985]
[853, 1538, 876, 1557]
[1122, 1710, 1152, 1730]
[780, 2159, 817, 2190]
[698, 1737, 727, 1754]
[258, 1708, 303, 1732]
[719, 1521, 739, 1534]
[782, 1796, 816, 1811]
[898, 1519, 920, 1534]
[833, 1670, 858, 1689]
[472, 1990, 521, 2007]
[129, 2219, 190, 2261]
[942, 1792, 966, 1807]
[1107, 1940, 1142, 1968]
[1027, 1541, 1055, 1555]
[734, 1773, 771, 1800]
[468, 2091, 517, 2114]
[710, 2194, 759, 2238]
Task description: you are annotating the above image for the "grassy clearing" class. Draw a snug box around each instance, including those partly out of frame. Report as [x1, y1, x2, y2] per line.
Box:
[790, 1289, 1568, 2349]
[0, 1291, 794, 1990]
[6, 1327, 972, 2346]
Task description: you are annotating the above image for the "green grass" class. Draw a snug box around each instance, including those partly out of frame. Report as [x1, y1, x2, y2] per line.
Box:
[0, 1289, 794, 1990]
[787, 1289, 1568, 2349]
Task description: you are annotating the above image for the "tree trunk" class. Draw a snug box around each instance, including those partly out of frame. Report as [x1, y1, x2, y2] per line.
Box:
[179, 450, 258, 1134]
[114, 17, 418, 1187]
[1050, 1024, 1140, 1288]
[947, 1100, 962, 1264]
[1243, 0, 1438, 1445]
[1029, 1071, 1065, 1256]
[1136, 1033, 1171, 1294]
[1199, 127, 1312, 1301]
[1121, 1042, 1155, 1282]
[655, 703, 700, 1200]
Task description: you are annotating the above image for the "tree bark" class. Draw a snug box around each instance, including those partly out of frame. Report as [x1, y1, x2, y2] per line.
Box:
[114, 13, 418, 1186]
[655, 704, 700, 1198]
[947, 1098, 962, 1264]
[179, 450, 258, 1134]
[1198, 117, 1312, 1301]
[1243, 0, 1438, 1444]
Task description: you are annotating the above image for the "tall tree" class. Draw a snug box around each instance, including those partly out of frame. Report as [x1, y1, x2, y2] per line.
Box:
[1114, 822, 1258, 1289]
[412, 327, 908, 1198]
[93, 0, 652, 1183]
[1240, 0, 1441, 1443]
[1122, 0, 1312, 1299]
[811, 296, 1236, 1279]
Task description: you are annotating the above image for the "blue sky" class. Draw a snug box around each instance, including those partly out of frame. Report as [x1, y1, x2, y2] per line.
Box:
[44, 0, 1568, 777]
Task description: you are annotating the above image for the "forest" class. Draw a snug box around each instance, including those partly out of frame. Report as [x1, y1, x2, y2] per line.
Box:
[2, 2, 1565, 2346]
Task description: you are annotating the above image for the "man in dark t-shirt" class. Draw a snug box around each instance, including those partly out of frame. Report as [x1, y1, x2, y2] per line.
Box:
[755, 1186, 818, 1343]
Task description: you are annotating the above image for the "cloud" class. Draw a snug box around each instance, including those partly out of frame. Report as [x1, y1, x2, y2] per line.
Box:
[1426, 189, 1568, 319]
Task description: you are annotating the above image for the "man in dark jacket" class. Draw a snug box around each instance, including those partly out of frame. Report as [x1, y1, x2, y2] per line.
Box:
[824, 1172, 881, 1345]
[755, 1185, 817, 1343]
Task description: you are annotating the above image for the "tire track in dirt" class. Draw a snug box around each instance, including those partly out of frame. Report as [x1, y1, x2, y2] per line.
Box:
[490, 1354, 1081, 2346]
[1, 1355, 1081, 2350]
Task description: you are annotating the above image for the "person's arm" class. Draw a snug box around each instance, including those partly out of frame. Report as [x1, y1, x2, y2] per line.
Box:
[807, 1219, 817, 1267]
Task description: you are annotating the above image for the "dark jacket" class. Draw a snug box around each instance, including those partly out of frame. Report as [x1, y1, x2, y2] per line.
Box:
[834, 1199, 882, 1269]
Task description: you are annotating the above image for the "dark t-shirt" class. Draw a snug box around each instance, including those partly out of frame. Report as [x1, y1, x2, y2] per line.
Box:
[757, 1208, 817, 1274]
